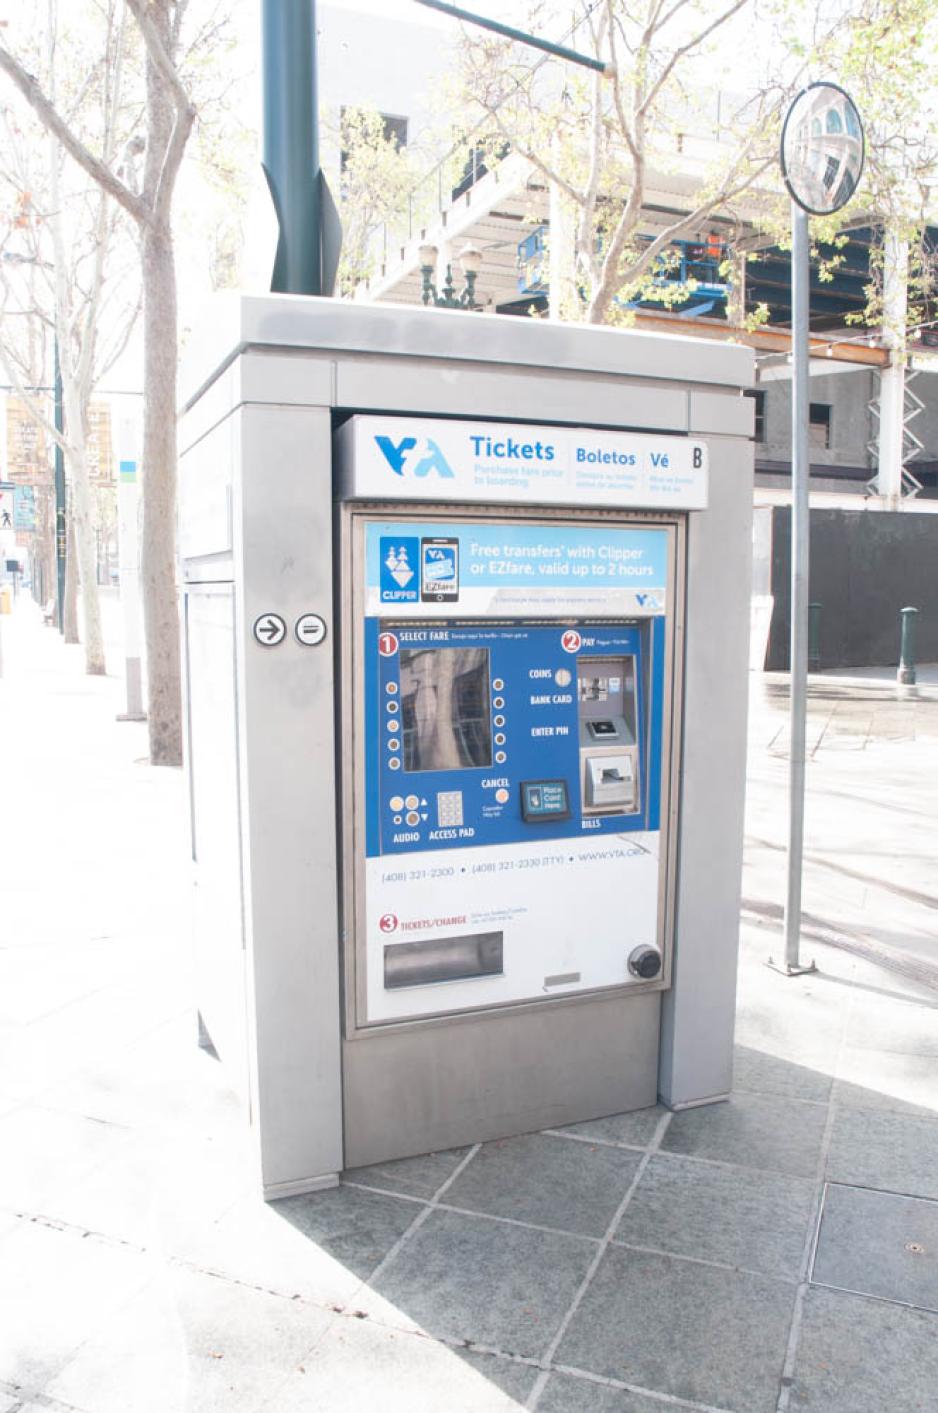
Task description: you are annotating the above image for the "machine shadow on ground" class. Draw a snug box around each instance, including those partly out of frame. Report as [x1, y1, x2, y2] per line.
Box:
[266, 1037, 938, 1413]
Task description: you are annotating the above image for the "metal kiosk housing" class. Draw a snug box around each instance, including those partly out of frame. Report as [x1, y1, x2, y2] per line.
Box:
[179, 296, 753, 1199]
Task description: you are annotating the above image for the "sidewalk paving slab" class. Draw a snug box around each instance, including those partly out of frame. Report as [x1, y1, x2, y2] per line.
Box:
[824, 1105, 938, 1200]
[812, 1183, 938, 1313]
[369, 1207, 598, 1361]
[260, 1316, 540, 1413]
[555, 1246, 795, 1413]
[612, 1152, 815, 1280]
[788, 1285, 938, 1413]
[439, 1131, 643, 1238]
[43, 1263, 337, 1413]
[660, 1090, 828, 1180]
[537, 1375, 685, 1413]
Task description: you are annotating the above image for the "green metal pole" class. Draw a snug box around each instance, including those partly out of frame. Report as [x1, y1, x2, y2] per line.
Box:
[262, 0, 322, 295]
[898, 606, 918, 685]
[54, 337, 66, 632]
[412, 0, 610, 73]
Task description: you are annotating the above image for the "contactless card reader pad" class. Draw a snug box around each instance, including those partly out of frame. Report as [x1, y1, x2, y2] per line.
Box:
[521, 779, 571, 822]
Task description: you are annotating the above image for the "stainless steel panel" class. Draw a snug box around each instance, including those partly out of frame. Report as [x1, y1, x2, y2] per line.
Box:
[659, 436, 753, 1107]
[178, 358, 239, 457]
[184, 584, 250, 1111]
[235, 402, 343, 1192]
[179, 415, 234, 564]
[237, 350, 334, 408]
[343, 989, 661, 1169]
[335, 357, 688, 432]
[179, 297, 754, 411]
[689, 388, 755, 437]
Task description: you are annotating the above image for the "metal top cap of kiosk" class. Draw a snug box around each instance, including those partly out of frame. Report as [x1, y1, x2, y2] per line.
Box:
[179, 295, 754, 413]
[336, 415, 708, 512]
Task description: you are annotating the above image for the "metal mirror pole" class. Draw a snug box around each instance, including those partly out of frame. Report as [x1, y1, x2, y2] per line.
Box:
[781, 202, 816, 976]
[773, 80, 863, 978]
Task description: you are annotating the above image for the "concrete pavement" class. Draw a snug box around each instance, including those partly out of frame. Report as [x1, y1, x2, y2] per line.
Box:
[0, 598, 936, 1412]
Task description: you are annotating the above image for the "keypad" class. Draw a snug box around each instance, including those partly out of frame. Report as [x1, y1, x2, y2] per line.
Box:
[436, 791, 464, 827]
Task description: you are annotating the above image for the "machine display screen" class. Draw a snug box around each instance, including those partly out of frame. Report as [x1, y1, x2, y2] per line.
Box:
[399, 647, 492, 772]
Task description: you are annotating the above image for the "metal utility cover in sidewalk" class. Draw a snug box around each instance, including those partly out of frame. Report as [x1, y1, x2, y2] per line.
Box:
[812, 1183, 938, 1313]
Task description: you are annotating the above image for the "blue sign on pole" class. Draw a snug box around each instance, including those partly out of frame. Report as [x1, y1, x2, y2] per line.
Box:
[13, 485, 37, 531]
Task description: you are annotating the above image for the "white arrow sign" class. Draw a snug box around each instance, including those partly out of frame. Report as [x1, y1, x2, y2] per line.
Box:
[253, 613, 286, 647]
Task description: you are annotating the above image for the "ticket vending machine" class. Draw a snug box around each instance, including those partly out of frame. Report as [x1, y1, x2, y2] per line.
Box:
[333, 416, 691, 1167]
[178, 298, 753, 1196]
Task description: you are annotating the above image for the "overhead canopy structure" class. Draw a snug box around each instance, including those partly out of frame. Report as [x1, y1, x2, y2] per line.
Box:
[356, 149, 938, 347]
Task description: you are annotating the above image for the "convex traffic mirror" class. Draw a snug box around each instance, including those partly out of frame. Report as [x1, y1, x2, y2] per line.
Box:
[781, 82, 865, 216]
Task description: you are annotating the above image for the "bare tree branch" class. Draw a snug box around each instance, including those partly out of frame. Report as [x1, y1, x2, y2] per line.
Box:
[124, 0, 193, 121]
[0, 42, 148, 226]
[638, 0, 750, 119]
[124, 0, 196, 226]
[0, 334, 70, 454]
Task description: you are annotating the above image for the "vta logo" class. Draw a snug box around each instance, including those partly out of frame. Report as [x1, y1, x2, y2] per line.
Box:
[378, 913, 398, 934]
[374, 434, 455, 479]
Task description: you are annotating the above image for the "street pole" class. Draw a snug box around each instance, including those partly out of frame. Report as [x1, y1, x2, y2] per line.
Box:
[262, 0, 322, 296]
[781, 202, 815, 975]
[54, 337, 66, 632]
[412, 0, 610, 72]
[772, 81, 864, 978]
[876, 230, 909, 505]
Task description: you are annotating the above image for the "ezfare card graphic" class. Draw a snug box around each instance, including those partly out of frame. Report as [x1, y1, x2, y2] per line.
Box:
[380, 537, 420, 603]
[421, 537, 459, 601]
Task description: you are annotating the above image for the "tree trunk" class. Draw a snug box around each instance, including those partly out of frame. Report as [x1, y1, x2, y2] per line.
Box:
[38, 490, 54, 615]
[63, 387, 106, 673]
[140, 219, 181, 765]
[63, 508, 79, 642]
[549, 175, 580, 322]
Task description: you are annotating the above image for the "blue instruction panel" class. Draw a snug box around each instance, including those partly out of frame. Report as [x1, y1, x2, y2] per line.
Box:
[364, 617, 664, 857]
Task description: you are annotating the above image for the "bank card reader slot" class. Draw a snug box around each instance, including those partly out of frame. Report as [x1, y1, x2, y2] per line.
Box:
[578, 656, 640, 817]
